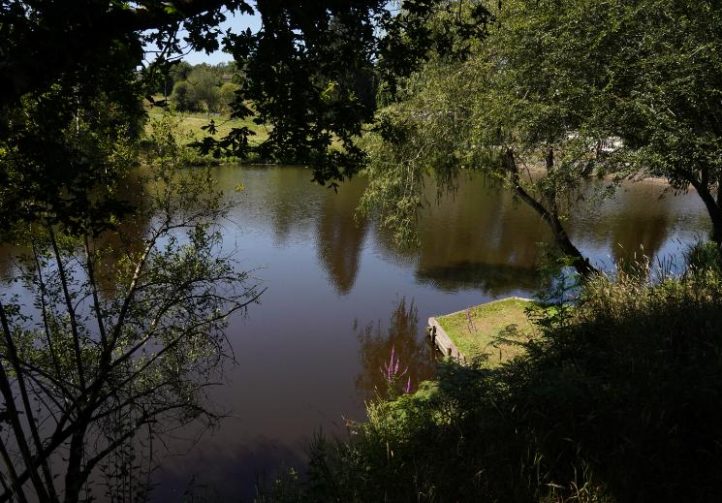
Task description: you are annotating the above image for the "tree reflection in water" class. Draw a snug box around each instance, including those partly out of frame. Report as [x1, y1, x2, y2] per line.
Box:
[316, 179, 369, 295]
[355, 298, 436, 401]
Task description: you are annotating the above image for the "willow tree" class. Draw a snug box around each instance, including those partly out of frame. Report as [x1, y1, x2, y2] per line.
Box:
[362, 0, 722, 274]
[567, 0, 722, 245]
[485, 0, 722, 247]
[361, 1, 628, 277]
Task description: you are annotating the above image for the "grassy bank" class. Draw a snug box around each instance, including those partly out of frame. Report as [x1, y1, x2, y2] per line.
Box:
[142, 107, 271, 166]
[436, 297, 535, 365]
[148, 107, 271, 145]
[144, 107, 350, 164]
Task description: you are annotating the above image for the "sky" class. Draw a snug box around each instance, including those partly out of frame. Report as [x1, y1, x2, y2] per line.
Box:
[169, 3, 399, 65]
[182, 9, 261, 65]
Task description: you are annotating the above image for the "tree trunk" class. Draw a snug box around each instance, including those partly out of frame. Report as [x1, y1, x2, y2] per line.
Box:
[513, 184, 597, 277]
[504, 148, 598, 278]
[63, 423, 89, 503]
[545, 146, 554, 172]
[690, 179, 722, 246]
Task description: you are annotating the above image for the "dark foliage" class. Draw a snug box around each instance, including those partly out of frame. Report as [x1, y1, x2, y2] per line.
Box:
[213, 0, 488, 181]
[0, 41, 144, 234]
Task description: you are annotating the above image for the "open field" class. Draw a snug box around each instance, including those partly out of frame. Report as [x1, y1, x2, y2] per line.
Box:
[146, 106, 271, 146]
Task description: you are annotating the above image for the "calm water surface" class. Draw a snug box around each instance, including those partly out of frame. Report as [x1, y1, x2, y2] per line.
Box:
[89, 166, 712, 500]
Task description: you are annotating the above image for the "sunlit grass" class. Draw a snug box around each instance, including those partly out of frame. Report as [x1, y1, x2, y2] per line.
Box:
[146, 106, 270, 146]
[436, 297, 535, 365]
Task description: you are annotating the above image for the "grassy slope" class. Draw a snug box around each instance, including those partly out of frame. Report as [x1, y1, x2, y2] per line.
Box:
[146, 107, 270, 145]
[436, 297, 535, 365]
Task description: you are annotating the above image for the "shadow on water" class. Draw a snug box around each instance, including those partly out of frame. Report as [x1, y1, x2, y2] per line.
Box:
[150, 437, 306, 503]
[415, 261, 542, 294]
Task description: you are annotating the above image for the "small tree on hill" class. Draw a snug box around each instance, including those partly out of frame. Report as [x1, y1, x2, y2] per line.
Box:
[219, 82, 242, 115]
[170, 80, 195, 112]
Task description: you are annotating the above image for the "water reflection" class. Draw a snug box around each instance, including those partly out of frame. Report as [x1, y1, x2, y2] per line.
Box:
[415, 261, 542, 294]
[0, 170, 151, 292]
[219, 167, 707, 296]
[0, 242, 24, 280]
[265, 167, 322, 246]
[570, 182, 674, 266]
[373, 177, 552, 293]
[355, 298, 436, 401]
[417, 179, 547, 272]
[316, 181, 369, 294]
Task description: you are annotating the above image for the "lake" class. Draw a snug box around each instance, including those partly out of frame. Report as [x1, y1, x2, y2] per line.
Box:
[138, 165, 709, 501]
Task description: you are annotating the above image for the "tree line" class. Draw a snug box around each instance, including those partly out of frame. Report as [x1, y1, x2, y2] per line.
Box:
[145, 61, 242, 114]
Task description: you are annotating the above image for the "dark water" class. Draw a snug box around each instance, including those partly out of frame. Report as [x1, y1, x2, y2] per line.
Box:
[144, 165, 708, 500]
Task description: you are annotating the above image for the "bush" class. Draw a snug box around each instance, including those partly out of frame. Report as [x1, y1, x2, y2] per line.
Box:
[219, 82, 241, 115]
[170, 80, 196, 112]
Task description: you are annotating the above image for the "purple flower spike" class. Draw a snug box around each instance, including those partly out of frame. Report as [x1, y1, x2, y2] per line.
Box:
[404, 376, 412, 394]
[381, 345, 409, 383]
